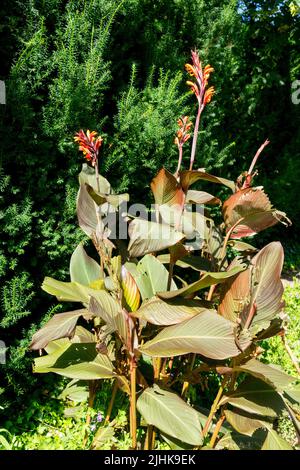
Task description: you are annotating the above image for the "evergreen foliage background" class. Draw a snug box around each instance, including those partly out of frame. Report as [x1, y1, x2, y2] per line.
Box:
[0, 0, 299, 408]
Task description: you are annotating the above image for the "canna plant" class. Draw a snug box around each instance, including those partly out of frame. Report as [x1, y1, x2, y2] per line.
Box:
[30, 50, 299, 450]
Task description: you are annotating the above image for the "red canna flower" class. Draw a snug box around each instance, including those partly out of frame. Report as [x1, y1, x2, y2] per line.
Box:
[74, 129, 103, 166]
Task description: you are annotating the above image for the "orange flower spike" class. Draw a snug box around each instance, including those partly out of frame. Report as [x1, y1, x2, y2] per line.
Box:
[185, 63, 197, 77]
[204, 86, 215, 105]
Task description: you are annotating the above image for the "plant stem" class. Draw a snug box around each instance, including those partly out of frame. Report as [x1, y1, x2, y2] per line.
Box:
[220, 217, 244, 261]
[209, 414, 225, 448]
[130, 361, 137, 449]
[83, 380, 97, 447]
[245, 139, 270, 182]
[144, 425, 154, 450]
[175, 145, 183, 177]
[105, 379, 118, 424]
[167, 262, 174, 291]
[202, 377, 228, 438]
[190, 104, 203, 171]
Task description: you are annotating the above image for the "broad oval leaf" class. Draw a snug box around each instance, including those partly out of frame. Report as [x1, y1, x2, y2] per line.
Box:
[30, 309, 91, 350]
[34, 341, 115, 380]
[137, 385, 203, 446]
[128, 218, 185, 258]
[235, 359, 296, 391]
[219, 242, 284, 333]
[261, 429, 293, 450]
[132, 296, 210, 325]
[76, 183, 98, 237]
[158, 264, 246, 300]
[126, 255, 177, 301]
[180, 170, 235, 192]
[79, 163, 111, 194]
[224, 409, 268, 437]
[70, 243, 102, 285]
[140, 310, 241, 360]
[186, 189, 220, 205]
[222, 187, 291, 239]
[219, 377, 285, 418]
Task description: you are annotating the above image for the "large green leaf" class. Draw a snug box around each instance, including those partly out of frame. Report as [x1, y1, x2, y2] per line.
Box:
[224, 409, 268, 437]
[30, 309, 91, 350]
[42, 277, 120, 317]
[158, 264, 245, 300]
[261, 429, 293, 450]
[70, 243, 102, 285]
[180, 170, 235, 192]
[126, 255, 177, 301]
[235, 359, 296, 391]
[34, 341, 115, 380]
[222, 187, 290, 239]
[140, 310, 242, 360]
[132, 296, 209, 326]
[219, 377, 285, 417]
[58, 379, 89, 403]
[128, 218, 185, 258]
[137, 385, 203, 446]
[219, 242, 284, 333]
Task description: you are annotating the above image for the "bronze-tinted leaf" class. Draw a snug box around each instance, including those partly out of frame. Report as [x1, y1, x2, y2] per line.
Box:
[30, 309, 92, 350]
[128, 218, 185, 258]
[158, 264, 245, 300]
[132, 296, 209, 325]
[140, 309, 241, 360]
[219, 242, 284, 333]
[180, 170, 235, 192]
[185, 189, 221, 205]
[224, 409, 268, 437]
[222, 187, 291, 239]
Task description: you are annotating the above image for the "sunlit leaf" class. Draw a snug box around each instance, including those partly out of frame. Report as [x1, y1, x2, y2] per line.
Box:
[30, 309, 92, 350]
[261, 429, 293, 450]
[126, 255, 177, 301]
[121, 265, 141, 312]
[219, 242, 284, 333]
[224, 409, 268, 436]
[186, 189, 220, 205]
[132, 296, 209, 325]
[70, 243, 102, 285]
[128, 218, 185, 257]
[140, 310, 241, 360]
[220, 377, 285, 417]
[34, 341, 115, 380]
[158, 264, 245, 300]
[137, 385, 203, 446]
[223, 187, 291, 239]
[180, 170, 235, 192]
[235, 359, 296, 391]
